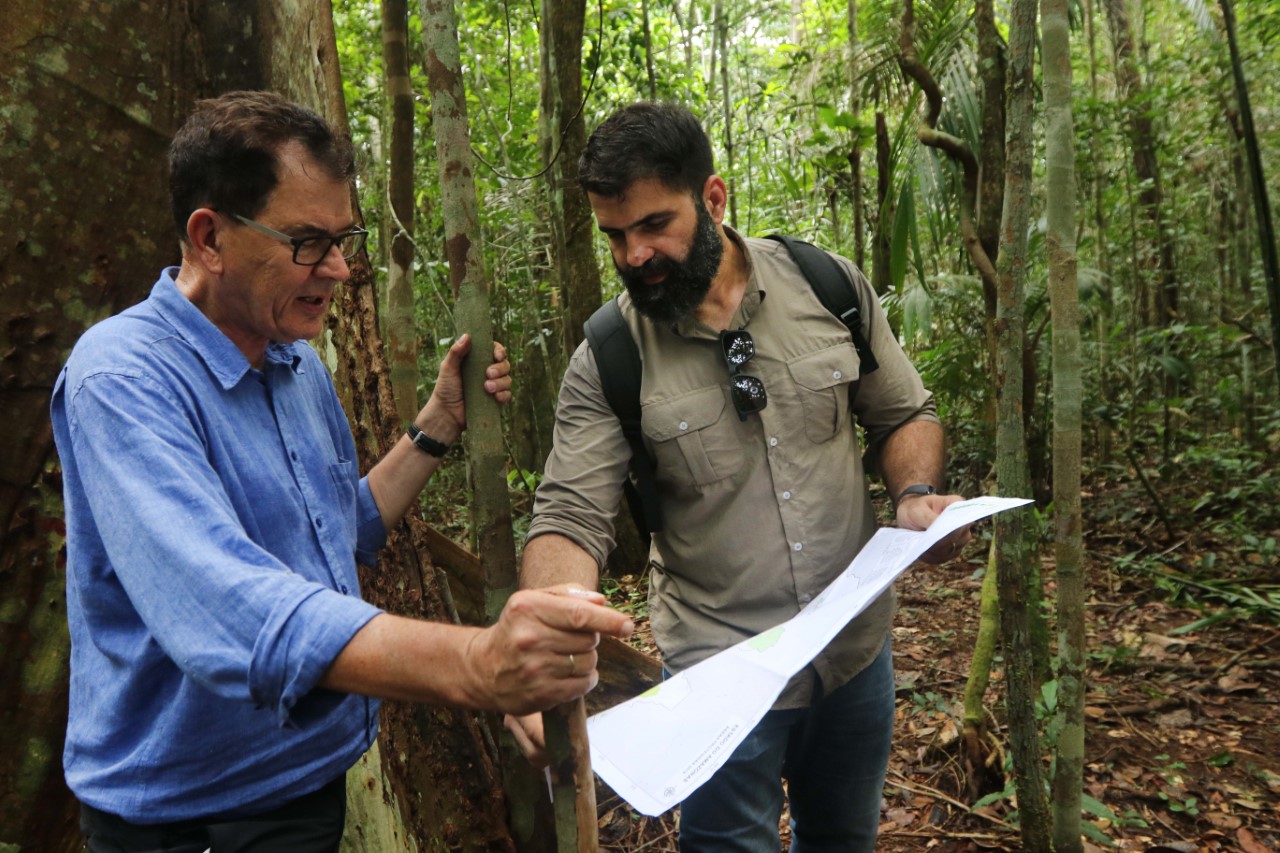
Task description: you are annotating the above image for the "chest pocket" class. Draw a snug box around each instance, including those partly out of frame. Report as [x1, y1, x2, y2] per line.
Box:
[641, 385, 744, 488]
[787, 343, 861, 444]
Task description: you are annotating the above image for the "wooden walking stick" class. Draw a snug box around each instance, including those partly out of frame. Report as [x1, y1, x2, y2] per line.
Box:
[544, 696, 598, 852]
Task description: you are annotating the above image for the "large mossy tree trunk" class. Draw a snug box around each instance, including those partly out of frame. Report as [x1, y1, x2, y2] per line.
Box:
[0, 2, 512, 849]
[0, 2, 275, 846]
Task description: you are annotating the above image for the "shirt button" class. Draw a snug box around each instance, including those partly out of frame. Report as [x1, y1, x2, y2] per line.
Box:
[793, 542, 803, 552]
[799, 593, 812, 604]
[679, 421, 689, 431]
[782, 491, 792, 500]
[769, 437, 779, 447]
[290, 451, 298, 461]
[340, 584, 350, 594]
[833, 370, 842, 380]
[314, 517, 324, 528]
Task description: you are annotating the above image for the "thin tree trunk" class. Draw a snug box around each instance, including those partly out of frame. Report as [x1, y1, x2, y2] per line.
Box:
[846, 0, 865, 269]
[1219, 0, 1280, 391]
[383, 0, 419, 426]
[871, 111, 895, 295]
[419, 2, 557, 849]
[1084, 0, 1114, 463]
[975, 0, 1006, 353]
[714, 0, 737, 230]
[540, 0, 602, 354]
[1043, 0, 1086, 847]
[641, 0, 657, 100]
[898, 0, 999, 300]
[1103, 0, 1178, 325]
[994, 0, 1052, 848]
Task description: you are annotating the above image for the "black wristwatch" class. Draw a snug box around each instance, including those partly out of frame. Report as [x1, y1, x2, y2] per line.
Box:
[895, 483, 937, 508]
[406, 423, 451, 458]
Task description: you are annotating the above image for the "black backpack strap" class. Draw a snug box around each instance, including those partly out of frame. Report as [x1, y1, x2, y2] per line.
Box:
[765, 234, 879, 374]
[583, 297, 662, 539]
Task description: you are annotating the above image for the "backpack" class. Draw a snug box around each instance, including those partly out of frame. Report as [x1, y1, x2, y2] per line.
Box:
[583, 233, 879, 543]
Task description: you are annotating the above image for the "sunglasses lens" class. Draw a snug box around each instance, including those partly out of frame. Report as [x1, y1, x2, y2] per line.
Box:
[730, 375, 767, 416]
[721, 330, 755, 370]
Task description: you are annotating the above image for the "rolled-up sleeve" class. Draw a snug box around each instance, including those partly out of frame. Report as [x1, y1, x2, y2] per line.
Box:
[837, 260, 939, 447]
[526, 341, 632, 568]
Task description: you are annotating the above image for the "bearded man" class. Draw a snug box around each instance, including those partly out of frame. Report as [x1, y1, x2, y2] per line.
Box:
[507, 101, 970, 852]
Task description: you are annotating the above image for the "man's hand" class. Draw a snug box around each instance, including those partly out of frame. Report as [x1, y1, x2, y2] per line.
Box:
[896, 492, 972, 564]
[427, 333, 513, 435]
[462, 584, 633, 716]
[504, 711, 549, 767]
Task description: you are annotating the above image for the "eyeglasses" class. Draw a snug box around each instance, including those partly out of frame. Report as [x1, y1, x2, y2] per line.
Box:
[231, 213, 368, 267]
[720, 329, 767, 421]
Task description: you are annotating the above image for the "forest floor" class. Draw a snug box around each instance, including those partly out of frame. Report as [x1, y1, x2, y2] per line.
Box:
[591, 479, 1280, 852]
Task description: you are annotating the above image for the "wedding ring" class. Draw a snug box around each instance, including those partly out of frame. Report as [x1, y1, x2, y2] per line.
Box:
[567, 653, 577, 677]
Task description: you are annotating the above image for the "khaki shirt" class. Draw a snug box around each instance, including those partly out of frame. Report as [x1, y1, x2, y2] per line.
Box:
[528, 231, 938, 704]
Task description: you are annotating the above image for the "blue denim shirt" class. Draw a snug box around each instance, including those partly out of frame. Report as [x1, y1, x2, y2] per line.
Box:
[51, 270, 387, 822]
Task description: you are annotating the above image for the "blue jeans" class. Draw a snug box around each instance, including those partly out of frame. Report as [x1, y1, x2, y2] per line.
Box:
[679, 639, 894, 853]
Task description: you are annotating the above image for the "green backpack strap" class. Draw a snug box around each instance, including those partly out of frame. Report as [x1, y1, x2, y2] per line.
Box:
[583, 296, 662, 540]
[765, 234, 879, 374]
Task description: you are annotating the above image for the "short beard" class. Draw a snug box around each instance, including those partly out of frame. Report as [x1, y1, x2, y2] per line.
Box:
[615, 201, 723, 325]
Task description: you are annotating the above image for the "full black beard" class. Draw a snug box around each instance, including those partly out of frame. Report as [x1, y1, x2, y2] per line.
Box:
[615, 202, 724, 325]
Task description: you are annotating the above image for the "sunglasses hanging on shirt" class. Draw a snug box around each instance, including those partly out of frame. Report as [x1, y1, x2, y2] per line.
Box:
[719, 329, 767, 421]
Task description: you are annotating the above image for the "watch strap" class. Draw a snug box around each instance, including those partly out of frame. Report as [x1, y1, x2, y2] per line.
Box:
[406, 423, 451, 458]
[895, 483, 937, 507]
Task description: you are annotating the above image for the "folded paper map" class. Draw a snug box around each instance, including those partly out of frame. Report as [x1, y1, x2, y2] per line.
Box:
[587, 495, 1034, 816]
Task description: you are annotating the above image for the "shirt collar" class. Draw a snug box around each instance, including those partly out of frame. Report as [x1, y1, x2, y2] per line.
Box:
[670, 226, 766, 338]
[150, 268, 306, 390]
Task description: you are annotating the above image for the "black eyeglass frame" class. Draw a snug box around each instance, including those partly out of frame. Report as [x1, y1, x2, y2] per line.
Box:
[719, 329, 767, 421]
[230, 213, 369, 267]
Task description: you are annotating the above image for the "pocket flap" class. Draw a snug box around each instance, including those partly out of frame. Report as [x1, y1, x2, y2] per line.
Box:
[787, 344, 861, 391]
[641, 385, 728, 441]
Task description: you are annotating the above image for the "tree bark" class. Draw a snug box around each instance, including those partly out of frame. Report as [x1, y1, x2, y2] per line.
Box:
[419, 1, 552, 849]
[0, 2, 275, 847]
[994, 0, 1052, 848]
[870, 112, 896, 296]
[383, 0, 420, 426]
[898, 0, 999, 301]
[1102, 0, 1178, 325]
[846, 0, 866, 269]
[1, 2, 518, 849]
[1219, 0, 1280, 391]
[714, 0, 738, 230]
[1042, 0, 1086, 847]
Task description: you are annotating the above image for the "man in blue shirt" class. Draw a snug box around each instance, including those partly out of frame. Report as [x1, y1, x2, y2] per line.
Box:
[51, 90, 632, 852]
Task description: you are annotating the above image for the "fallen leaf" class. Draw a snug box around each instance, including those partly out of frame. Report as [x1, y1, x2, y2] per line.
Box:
[1156, 707, 1194, 728]
[1217, 666, 1261, 694]
[1204, 811, 1243, 830]
[1237, 827, 1274, 853]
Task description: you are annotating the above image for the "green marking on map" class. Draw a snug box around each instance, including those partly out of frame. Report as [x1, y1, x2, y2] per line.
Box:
[640, 684, 662, 699]
[748, 626, 784, 652]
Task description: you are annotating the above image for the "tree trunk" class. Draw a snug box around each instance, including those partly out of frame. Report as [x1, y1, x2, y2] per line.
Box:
[383, 0, 420, 426]
[641, 0, 658, 99]
[898, 0, 999, 301]
[419, 1, 553, 849]
[0, 2, 284, 846]
[539, 0, 602, 355]
[846, 0, 866, 269]
[1102, 0, 1178, 325]
[1219, 0, 1280, 391]
[994, 0, 1052, 848]
[714, 0, 738, 230]
[1, 2, 517, 849]
[871, 111, 896, 296]
[1043, 0, 1086, 847]
[975, 0, 1006, 348]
